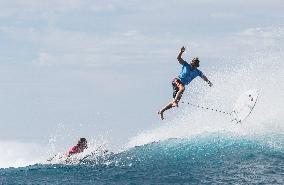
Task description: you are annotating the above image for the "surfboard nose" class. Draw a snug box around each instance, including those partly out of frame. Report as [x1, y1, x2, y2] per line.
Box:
[233, 90, 260, 123]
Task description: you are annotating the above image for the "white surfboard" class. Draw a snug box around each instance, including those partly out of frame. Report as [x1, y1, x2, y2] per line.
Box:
[231, 89, 260, 123]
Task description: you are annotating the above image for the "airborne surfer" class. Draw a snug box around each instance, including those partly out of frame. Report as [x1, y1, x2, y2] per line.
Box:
[158, 46, 213, 120]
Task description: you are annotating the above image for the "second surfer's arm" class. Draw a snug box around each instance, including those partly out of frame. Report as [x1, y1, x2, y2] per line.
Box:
[177, 46, 186, 65]
[201, 75, 213, 87]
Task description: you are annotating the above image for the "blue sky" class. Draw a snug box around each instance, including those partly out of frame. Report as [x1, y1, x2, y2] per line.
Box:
[0, 0, 283, 153]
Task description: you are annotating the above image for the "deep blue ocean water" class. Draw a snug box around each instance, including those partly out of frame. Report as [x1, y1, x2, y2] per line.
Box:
[1, 134, 283, 185]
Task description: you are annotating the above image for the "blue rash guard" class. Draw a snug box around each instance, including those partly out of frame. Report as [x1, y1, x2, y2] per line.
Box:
[178, 62, 204, 85]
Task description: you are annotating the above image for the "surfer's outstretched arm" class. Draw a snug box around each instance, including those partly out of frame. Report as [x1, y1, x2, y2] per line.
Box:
[201, 75, 213, 87]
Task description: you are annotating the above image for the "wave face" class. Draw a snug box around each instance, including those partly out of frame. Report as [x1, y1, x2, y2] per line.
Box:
[1, 134, 283, 184]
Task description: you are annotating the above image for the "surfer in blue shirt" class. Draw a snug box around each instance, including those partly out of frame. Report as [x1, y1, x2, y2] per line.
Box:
[158, 46, 213, 120]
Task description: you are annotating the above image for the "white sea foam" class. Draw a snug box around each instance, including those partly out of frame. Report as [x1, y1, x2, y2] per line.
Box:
[0, 141, 48, 168]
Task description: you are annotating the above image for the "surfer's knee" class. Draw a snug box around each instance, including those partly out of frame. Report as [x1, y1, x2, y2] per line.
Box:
[178, 84, 185, 92]
[177, 86, 185, 97]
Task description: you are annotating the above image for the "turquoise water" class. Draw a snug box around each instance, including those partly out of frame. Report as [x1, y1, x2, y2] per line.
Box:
[1, 134, 283, 185]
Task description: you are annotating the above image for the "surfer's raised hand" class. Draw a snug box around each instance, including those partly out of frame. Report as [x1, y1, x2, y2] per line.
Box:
[201, 75, 213, 87]
[181, 46, 185, 52]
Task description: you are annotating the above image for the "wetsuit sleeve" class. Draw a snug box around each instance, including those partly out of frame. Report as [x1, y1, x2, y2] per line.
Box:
[198, 69, 204, 77]
[183, 61, 189, 67]
[69, 146, 79, 154]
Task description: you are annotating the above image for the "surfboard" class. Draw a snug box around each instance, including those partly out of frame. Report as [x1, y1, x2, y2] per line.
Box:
[231, 89, 260, 123]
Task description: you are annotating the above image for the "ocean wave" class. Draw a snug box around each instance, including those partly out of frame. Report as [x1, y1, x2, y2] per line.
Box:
[1, 134, 283, 184]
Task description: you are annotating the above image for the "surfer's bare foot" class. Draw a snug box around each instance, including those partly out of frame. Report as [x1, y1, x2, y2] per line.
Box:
[158, 111, 164, 120]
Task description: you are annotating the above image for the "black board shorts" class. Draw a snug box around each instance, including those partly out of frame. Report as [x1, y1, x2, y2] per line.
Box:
[172, 78, 184, 99]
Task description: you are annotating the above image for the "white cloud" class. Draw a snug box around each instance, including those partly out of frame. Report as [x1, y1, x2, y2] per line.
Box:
[0, 0, 118, 25]
[0, 24, 180, 66]
[238, 26, 284, 38]
[210, 12, 241, 20]
[33, 52, 55, 66]
[233, 26, 284, 50]
[122, 30, 141, 37]
[89, 1, 115, 12]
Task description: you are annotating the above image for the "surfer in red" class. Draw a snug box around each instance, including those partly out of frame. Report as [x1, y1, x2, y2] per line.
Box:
[67, 138, 88, 156]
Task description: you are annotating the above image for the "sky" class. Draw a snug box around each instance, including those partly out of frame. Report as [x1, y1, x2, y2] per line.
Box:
[0, 0, 283, 158]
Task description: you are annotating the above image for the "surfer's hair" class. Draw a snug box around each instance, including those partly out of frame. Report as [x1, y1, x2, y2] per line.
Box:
[79, 138, 87, 143]
[192, 57, 200, 67]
